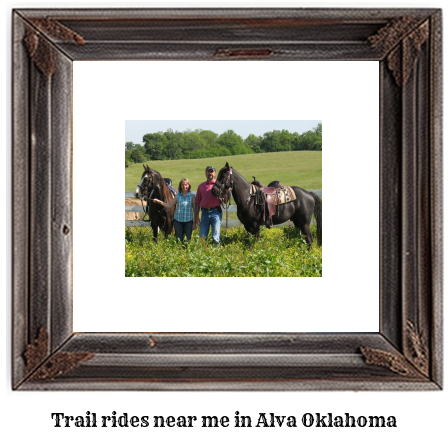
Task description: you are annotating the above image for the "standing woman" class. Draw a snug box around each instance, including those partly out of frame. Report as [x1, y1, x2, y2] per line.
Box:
[153, 178, 196, 242]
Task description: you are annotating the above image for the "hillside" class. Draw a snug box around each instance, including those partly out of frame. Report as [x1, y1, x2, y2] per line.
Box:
[125, 151, 322, 192]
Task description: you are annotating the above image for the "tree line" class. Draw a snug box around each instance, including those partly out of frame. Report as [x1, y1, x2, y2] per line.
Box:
[125, 124, 322, 167]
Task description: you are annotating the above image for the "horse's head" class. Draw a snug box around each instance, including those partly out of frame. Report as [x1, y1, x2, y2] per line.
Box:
[212, 162, 232, 197]
[134, 164, 157, 200]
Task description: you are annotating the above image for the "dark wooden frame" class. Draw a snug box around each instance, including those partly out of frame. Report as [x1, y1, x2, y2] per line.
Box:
[12, 8, 442, 390]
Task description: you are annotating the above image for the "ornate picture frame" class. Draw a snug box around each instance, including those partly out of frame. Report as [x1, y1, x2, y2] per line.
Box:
[12, 8, 442, 390]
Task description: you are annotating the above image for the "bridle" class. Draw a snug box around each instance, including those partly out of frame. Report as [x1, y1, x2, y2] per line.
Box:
[138, 173, 165, 215]
[214, 167, 233, 202]
[213, 168, 234, 230]
[138, 178, 154, 201]
[214, 166, 254, 213]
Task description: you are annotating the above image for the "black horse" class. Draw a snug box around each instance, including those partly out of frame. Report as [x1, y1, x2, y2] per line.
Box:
[134, 164, 177, 239]
[212, 162, 322, 245]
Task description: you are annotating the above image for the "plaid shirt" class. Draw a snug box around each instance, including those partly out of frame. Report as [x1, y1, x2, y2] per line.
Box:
[174, 192, 194, 222]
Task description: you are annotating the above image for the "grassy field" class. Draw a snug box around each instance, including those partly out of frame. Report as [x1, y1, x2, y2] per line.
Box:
[125, 151, 322, 277]
[125, 226, 322, 277]
[125, 151, 322, 192]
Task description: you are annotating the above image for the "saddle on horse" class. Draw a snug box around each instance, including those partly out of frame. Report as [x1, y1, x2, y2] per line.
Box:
[251, 177, 296, 228]
[163, 178, 178, 198]
[252, 177, 281, 228]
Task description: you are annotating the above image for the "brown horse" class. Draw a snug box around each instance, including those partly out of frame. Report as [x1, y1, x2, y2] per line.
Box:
[134, 164, 176, 239]
[212, 162, 322, 245]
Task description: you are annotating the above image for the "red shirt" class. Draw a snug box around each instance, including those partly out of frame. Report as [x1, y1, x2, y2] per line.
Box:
[195, 179, 221, 209]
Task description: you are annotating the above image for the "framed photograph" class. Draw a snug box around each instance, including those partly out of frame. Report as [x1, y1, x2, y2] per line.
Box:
[12, 8, 442, 390]
[122, 118, 324, 277]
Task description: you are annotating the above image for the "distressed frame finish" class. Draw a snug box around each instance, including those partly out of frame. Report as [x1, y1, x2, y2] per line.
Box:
[12, 8, 442, 390]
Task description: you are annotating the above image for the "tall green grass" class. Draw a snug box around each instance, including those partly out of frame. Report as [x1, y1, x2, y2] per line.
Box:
[126, 151, 322, 192]
[125, 226, 322, 277]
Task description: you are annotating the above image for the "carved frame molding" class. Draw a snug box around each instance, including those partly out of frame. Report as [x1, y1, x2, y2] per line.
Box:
[12, 8, 442, 390]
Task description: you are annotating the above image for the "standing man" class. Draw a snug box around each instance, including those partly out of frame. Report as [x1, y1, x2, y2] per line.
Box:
[194, 165, 225, 244]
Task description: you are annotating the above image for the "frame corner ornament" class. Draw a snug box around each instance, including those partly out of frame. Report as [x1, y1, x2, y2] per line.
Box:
[359, 345, 425, 380]
[23, 17, 85, 77]
[368, 17, 429, 86]
[359, 346, 421, 379]
[405, 320, 429, 377]
[24, 328, 94, 382]
[24, 327, 50, 374]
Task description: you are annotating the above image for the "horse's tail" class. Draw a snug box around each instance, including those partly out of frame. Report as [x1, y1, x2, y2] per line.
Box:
[309, 191, 322, 246]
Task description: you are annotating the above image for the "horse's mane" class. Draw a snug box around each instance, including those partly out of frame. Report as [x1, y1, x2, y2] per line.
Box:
[156, 171, 172, 200]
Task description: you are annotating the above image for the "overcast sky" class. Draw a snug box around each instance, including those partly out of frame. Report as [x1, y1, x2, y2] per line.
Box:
[125, 120, 322, 144]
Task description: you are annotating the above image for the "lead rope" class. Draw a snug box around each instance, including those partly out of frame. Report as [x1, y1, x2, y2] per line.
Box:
[219, 191, 231, 231]
[226, 203, 228, 230]
[144, 188, 156, 219]
[140, 197, 148, 221]
[136, 184, 149, 221]
[218, 168, 233, 231]
[220, 188, 232, 231]
[224, 195, 231, 231]
[225, 170, 233, 231]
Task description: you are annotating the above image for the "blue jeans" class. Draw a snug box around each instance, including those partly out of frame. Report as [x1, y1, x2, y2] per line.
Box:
[173, 219, 193, 242]
[199, 208, 222, 244]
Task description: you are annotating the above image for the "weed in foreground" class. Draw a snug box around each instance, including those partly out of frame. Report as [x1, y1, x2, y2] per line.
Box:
[125, 226, 322, 277]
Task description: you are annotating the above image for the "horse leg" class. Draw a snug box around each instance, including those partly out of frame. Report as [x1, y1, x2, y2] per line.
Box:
[152, 223, 158, 241]
[299, 222, 313, 246]
[255, 221, 261, 238]
[165, 217, 173, 238]
[243, 221, 260, 238]
[304, 223, 314, 246]
[293, 217, 313, 246]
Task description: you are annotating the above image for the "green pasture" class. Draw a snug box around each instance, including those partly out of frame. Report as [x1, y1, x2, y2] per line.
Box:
[125, 151, 322, 192]
[125, 152, 323, 277]
[125, 226, 322, 277]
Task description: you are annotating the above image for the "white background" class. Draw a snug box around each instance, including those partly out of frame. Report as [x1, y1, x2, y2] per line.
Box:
[3, 1, 447, 438]
[73, 60, 379, 332]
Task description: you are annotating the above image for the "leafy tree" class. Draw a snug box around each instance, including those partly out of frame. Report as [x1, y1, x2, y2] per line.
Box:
[291, 131, 302, 151]
[261, 130, 284, 152]
[279, 129, 292, 152]
[143, 132, 167, 160]
[211, 144, 232, 157]
[130, 146, 147, 163]
[164, 129, 184, 160]
[126, 123, 322, 166]
[218, 130, 253, 155]
[244, 133, 263, 153]
[299, 127, 322, 151]
[197, 129, 218, 148]
[183, 130, 207, 158]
